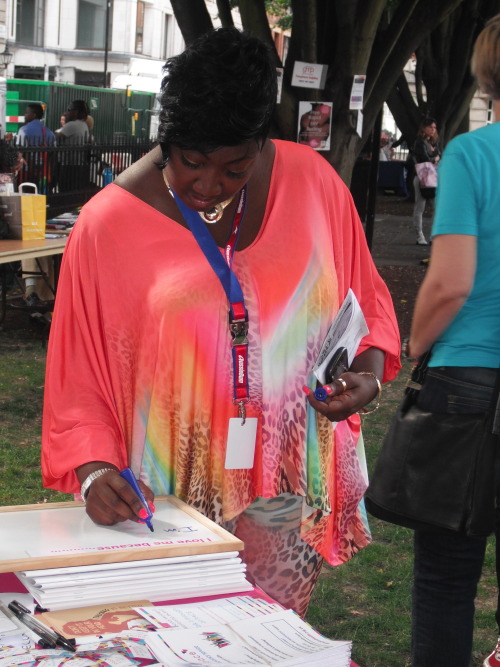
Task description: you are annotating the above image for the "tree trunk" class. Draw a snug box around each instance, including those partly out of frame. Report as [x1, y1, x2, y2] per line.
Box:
[216, 0, 234, 27]
[168, 0, 498, 186]
[169, 0, 214, 44]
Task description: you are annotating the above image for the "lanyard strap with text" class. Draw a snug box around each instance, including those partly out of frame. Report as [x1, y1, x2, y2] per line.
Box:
[169, 186, 250, 423]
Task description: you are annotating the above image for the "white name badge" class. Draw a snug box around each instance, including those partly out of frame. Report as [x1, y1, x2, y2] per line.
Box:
[224, 417, 258, 469]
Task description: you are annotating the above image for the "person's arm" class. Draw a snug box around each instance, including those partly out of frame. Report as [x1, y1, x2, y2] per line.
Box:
[41, 210, 154, 526]
[408, 234, 476, 358]
[304, 175, 401, 421]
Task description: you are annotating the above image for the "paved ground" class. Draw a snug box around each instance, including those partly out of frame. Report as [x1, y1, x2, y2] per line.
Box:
[370, 212, 433, 267]
[367, 195, 435, 338]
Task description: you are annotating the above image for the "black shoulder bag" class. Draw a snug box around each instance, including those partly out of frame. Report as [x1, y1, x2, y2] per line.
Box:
[365, 352, 499, 537]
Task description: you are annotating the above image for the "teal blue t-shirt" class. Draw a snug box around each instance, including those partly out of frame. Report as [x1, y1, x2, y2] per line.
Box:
[430, 122, 500, 368]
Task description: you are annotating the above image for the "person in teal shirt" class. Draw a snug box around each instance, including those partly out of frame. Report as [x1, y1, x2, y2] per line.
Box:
[408, 14, 500, 667]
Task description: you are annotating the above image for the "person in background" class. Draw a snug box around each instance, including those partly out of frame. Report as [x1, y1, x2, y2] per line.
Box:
[17, 104, 55, 146]
[41, 27, 400, 617]
[55, 101, 89, 144]
[407, 15, 500, 667]
[0, 139, 24, 185]
[14, 104, 56, 303]
[412, 117, 441, 245]
[379, 132, 393, 161]
[84, 106, 94, 136]
[59, 113, 67, 129]
[17, 103, 56, 195]
[55, 100, 90, 192]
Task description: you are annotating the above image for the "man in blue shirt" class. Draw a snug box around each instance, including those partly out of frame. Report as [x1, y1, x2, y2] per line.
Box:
[17, 103, 56, 194]
[17, 104, 56, 306]
[17, 103, 55, 145]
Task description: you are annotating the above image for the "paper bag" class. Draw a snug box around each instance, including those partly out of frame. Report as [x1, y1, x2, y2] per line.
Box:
[0, 182, 46, 240]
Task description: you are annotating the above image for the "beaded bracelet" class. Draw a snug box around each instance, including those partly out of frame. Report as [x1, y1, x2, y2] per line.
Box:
[356, 371, 382, 415]
[80, 467, 115, 502]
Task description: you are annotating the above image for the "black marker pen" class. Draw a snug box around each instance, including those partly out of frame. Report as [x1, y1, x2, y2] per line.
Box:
[8, 600, 76, 652]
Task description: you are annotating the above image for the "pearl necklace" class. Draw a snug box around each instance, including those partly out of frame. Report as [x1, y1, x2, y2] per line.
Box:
[162, 170, 237, 224]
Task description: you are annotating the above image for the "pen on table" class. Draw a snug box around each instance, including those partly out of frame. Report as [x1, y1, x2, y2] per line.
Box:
[120, 467, 154, 532]
[8, 600, 76, 652]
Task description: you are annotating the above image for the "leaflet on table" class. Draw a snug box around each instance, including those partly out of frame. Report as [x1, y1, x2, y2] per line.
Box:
[0, 599, 37, 654]
[134, 595, 283, 630]
[312, 288, 369, 384]
[146, 609, 351, 666]
[0, 615, 351, 667]
[0, 631, 163, 667]
[37, 600, 153, 640]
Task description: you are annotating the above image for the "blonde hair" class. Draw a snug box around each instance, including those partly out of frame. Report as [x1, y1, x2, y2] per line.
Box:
[471, 14, 500, 100]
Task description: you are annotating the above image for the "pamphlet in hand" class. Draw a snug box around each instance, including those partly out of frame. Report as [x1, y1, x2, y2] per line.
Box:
[313, 289, 369, 384]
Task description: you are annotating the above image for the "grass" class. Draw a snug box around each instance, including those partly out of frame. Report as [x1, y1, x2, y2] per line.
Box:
[0, 322, 70, 506]
[0, 315, 497, 665]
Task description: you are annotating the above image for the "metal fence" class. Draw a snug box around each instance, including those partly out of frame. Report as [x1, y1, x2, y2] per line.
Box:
[14, 136, 155, 217]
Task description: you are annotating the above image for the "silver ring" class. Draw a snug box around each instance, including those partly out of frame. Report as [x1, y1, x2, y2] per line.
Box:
[336, 377, 348, 394]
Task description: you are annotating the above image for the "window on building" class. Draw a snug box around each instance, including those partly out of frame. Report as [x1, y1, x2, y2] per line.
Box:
[487, 99, 494, 125]
[162, 13, 171, 60]
[135, 1, 145, 54]
[16, 0, 44, 47]
[75, 70, 109, 87]
[77, 0, 110, 49]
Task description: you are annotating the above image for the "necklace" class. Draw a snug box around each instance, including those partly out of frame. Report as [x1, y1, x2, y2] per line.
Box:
[162, 170, 237, 224]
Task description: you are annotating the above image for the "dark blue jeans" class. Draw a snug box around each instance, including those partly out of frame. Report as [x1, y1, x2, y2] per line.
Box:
[412, 366, 500, 666]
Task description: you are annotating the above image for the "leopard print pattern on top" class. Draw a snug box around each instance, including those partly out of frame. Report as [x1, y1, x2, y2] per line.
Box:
[225, 494, 324, 617]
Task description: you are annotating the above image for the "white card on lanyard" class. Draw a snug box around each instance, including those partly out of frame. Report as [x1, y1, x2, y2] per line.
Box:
[225, 417, 258, 469]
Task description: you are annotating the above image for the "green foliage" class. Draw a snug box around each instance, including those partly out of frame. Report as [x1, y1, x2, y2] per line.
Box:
[265, 0, 293, 30]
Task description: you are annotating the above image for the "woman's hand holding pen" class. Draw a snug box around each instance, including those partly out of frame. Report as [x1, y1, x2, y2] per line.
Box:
[76, 462, 155, 527]
[303, 371, 380, 421]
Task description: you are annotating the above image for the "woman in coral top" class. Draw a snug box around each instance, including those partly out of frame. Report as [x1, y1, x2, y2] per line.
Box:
[41, 27, 400, 616]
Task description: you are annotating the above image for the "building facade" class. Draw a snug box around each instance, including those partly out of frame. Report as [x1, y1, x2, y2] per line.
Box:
[0, 0, 235, 91]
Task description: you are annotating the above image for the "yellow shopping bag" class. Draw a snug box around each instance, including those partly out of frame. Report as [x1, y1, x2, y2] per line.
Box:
[0, 182, 46, 240]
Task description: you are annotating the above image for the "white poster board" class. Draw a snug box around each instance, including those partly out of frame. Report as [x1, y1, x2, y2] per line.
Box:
[0, 497, 242, 572]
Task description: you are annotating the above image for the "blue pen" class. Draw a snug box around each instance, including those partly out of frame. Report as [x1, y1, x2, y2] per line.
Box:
[314, 386, 328, 401]
[119, 468, 154, 532]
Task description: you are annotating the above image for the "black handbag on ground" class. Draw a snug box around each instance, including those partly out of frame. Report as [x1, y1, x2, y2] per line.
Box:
[365, 353, 498, 537]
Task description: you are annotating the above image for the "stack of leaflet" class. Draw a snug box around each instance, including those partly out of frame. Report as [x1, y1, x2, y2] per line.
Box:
[16, 551, 252, 611]
[138, 597, 353, 667]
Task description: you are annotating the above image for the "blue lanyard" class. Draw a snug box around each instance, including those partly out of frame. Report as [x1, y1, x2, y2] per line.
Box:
[168, 185, 250, 422]
[169, 187, 247, 321]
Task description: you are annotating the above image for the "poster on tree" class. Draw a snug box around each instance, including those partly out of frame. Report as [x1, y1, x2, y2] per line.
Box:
[297, 101, 332, 150]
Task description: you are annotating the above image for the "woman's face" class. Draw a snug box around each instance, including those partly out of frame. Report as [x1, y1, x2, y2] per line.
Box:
[165, 141, 262, 213]
[423, 122, 437, 139]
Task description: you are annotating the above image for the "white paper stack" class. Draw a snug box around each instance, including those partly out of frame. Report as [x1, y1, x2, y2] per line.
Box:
[145, 607, 352, 667]
[16, 551, 253, 611]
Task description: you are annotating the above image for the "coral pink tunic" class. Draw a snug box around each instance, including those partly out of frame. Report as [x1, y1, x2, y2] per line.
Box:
[42, 140, 400, 565]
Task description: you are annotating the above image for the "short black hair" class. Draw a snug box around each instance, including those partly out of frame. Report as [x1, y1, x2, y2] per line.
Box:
[68, 100, 88, 120]
[27, 103, 44, 119]
[158, 27, 277, 164]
